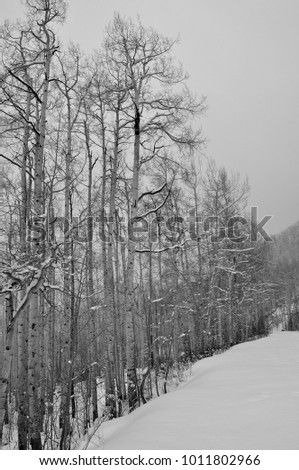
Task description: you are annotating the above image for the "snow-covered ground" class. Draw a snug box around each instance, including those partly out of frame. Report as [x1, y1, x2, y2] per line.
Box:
[84, 330, 299, 450]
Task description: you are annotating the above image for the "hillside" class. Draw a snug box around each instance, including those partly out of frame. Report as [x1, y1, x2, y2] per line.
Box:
[270, 221, 299, 329]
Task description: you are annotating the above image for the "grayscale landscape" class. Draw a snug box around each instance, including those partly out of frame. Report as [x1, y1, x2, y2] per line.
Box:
[0, 0, 298, 452]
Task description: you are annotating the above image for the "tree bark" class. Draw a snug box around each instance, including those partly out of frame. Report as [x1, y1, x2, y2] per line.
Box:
[126, 95, 141, 411]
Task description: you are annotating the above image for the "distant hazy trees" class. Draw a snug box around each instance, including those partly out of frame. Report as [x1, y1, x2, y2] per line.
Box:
[270, 221, 299, 330]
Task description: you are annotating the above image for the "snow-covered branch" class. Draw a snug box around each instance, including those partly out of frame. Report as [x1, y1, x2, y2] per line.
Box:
[136, 238, 190, 254]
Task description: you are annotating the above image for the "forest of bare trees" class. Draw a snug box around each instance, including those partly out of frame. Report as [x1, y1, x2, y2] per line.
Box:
[0, 0, 295, 450]
[269, 221, 299, 331]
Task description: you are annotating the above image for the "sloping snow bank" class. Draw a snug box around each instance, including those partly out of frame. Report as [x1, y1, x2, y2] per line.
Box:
[85, 331, 299, 450]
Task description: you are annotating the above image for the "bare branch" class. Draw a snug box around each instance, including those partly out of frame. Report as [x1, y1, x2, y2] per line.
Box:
[134, 187, 171, 222]
[138, 182, 167, 201]
[6, 68, 42, 104]
[136, 238, 190, 253]
[0, 153, 34, 179]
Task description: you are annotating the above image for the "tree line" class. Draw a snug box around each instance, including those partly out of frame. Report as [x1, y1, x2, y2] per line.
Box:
[0, 0, 281, 450]
[269, 221, 299, 330]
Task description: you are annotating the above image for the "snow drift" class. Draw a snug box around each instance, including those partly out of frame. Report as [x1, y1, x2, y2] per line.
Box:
[84, 330, 299, 450]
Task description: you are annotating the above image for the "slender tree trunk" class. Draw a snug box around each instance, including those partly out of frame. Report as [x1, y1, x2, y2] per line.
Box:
[0, 293, 14, 448]
[115, 213, 127, 402]
[17, 306, 28, 449]
[17, 89, 31, 449]
[59, 96, 73, 450]
[126, 94, 141, 411]
[84, 119, 98, 422]
[0, 293, 5, 447]
[28, 31, 52, 448]
[228, 272, 234, 346]
[98, 106, 116, 417]
[105, 106, 122, 417]
[47, 206, 56, 416]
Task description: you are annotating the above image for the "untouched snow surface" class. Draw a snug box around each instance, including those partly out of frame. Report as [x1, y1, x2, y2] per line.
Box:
[86, 331, 299, 450]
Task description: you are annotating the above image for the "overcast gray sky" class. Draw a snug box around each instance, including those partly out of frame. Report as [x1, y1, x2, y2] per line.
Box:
[2, 0, 299, 234]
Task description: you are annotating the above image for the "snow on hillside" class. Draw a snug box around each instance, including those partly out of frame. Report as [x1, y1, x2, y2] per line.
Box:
[83, 330, 299, 450]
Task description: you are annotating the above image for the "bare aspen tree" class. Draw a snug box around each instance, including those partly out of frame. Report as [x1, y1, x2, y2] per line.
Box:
[24, 0, 65, 450]
[55, 43, 83, 449]
[0, 295, 4, 447]
[88, 61, 114, 416]
[105, 14, 204, 410]
[106, 86, 129, 417]
[0, 19, 33, 448]
[17, 87, 31, 449]
[82, 109, 99, 423]
[0, 2, 63, 447]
